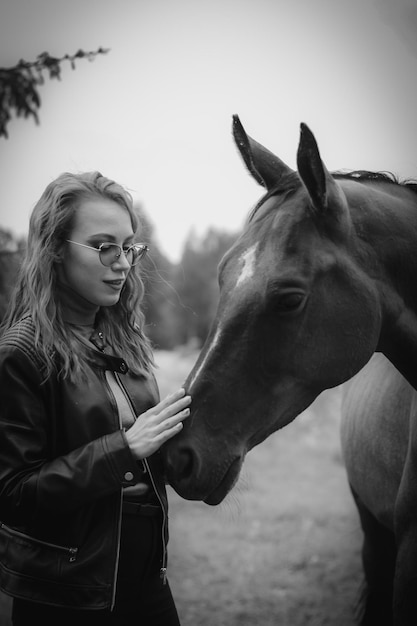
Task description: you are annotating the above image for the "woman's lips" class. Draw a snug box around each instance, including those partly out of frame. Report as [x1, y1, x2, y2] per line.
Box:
[104, 279, 124, 290]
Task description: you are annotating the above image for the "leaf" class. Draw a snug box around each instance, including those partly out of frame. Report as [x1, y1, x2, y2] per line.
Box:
[0, 47, 109, 138]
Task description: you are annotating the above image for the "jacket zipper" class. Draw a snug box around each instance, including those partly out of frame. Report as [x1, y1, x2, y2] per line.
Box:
[142, 456, 168, 584]
[114, 371, 169, 584]
[0, 522, 78, 562]
[112, 491, 123, 608]
[101, 370, 124, 610]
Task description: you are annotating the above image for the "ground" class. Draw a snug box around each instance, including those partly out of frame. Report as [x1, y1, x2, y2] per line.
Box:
[0, 349, 363, 625]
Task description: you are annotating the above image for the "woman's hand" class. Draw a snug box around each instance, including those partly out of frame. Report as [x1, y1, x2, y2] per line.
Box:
[124, 388, 191, 460]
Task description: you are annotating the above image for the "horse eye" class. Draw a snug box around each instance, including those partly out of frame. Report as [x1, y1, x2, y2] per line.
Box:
[273, 292, 305, 314]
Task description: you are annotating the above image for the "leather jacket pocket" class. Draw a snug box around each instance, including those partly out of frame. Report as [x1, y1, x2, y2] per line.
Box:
[0, 522, 78, 582]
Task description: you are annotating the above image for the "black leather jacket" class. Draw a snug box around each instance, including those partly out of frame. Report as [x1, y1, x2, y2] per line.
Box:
[0, 316, 168, 610]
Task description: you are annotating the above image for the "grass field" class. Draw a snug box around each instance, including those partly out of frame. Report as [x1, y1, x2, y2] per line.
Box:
[0, 348, 363, 625]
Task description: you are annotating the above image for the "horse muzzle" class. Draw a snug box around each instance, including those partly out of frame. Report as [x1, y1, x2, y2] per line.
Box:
[162, 437, 244, 504]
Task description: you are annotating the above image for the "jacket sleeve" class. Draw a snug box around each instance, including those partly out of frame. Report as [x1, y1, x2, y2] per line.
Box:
[0, 345, 143, 521]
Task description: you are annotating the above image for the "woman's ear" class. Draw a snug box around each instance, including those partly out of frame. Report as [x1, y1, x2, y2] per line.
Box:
[55, 240, 69, 264]
[55, 246, 66, 264]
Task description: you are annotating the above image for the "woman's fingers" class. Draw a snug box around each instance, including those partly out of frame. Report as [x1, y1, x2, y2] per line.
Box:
[155, 387, 186, 411]
[144, 390, 191, 422]
[162, 407, 190, 431]
[126, 390, 192, 459]
[157, 409, 189, 443]
[160, 395, 191, 419]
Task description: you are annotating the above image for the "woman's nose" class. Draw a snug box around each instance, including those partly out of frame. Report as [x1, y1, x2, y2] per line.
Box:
[112, 250, 131, 270]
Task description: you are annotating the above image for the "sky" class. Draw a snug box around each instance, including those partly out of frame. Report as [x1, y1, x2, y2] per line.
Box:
[0, 0, 416, 262]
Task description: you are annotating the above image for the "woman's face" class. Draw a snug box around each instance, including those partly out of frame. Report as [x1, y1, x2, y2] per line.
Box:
[60, 196, 135, 308]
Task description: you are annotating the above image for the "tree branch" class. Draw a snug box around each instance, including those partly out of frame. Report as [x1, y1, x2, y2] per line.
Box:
[0, 47, 109, 138]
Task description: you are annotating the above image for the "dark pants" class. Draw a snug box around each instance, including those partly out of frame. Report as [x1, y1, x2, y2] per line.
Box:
[12, 511, 181, 626]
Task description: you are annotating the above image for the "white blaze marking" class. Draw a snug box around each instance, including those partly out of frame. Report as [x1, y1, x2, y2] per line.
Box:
[188, 326, 222, 390]
[187, 245, 258, 389]
[236, 244, 258, 288]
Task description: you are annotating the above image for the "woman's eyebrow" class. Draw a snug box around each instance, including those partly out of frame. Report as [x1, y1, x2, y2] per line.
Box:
[88, 233, 115, 241]
[88, 233, 134, 243]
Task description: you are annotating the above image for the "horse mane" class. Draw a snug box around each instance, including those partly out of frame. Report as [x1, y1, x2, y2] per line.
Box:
[333, 170, 417, 195]
[247, 172, 300, 223]
[248, 170, 417, 223]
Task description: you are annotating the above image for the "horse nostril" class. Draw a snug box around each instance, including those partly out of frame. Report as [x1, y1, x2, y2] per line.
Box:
[175, 446, 195, 481]
[165, 444, 197, 485]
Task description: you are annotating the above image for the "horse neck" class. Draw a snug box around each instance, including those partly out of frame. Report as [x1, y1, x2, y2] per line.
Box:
[359, 184, 417, 388]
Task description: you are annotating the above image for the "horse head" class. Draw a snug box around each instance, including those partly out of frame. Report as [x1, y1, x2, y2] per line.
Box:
[163, 116, 384, 504]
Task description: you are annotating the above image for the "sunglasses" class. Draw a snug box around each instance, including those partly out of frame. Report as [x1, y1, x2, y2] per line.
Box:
[66, 240, 149, 267]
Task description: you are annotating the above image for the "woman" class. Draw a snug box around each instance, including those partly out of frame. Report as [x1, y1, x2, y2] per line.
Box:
[0, 171, 191, 625]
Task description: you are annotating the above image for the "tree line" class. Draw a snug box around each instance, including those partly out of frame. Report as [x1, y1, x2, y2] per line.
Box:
[0, 211, 238, 350]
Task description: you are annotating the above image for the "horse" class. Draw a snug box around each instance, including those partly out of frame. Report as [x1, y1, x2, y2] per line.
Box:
[162, 116, 417, 625]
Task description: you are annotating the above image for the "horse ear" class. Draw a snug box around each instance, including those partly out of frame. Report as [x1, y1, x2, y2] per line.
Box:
[233, 115, 294, 189]
[296, 123, 333, 211]
[297, 123, 351, 236]
[296, 122, 347, 216]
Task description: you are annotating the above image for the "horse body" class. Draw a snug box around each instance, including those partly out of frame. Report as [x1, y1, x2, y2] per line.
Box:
[341, 353, 413, 531]
[163, 117, 417, 624]
[341, 354, 416, 624]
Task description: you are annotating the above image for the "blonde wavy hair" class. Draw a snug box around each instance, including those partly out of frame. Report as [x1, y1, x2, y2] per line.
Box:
[1, 171, 154, 381]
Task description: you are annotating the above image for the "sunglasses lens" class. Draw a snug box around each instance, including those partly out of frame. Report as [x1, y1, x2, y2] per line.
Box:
[98, 243, 148, 266]
[99, 243, 120, 266]
[130, 244, 148, 266]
